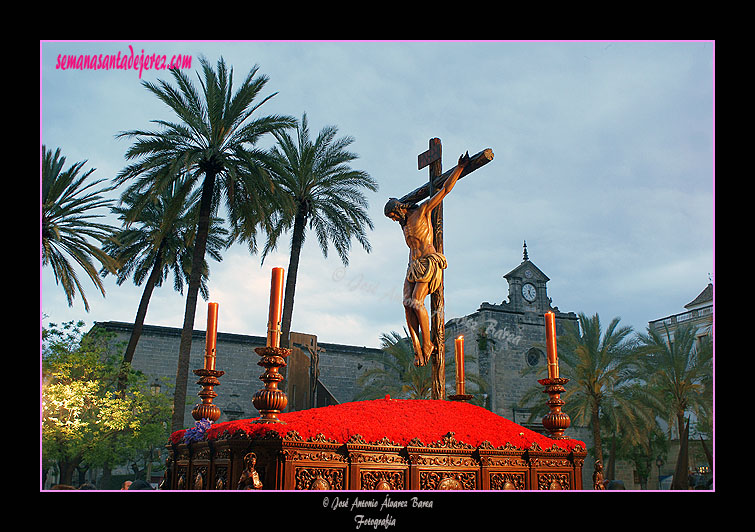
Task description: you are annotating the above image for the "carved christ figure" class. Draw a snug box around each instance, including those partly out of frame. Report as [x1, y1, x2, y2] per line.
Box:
[384, 152, 471, 366]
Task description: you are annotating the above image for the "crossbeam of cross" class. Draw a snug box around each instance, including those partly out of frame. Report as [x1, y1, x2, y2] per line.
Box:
[402, 146, 495, 205]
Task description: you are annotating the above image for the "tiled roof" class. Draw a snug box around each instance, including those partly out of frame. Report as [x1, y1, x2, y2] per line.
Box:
[685, 283, 713, 309]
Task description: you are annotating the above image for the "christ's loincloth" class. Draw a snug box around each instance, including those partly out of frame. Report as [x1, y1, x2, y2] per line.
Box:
[406, 252, 447, 295]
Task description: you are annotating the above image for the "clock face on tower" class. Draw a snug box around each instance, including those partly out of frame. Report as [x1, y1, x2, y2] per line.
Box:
[522, 283, 536, 302]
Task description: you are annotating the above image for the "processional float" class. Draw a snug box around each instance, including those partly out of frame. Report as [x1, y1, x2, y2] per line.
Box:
[162, 139, 585, 491]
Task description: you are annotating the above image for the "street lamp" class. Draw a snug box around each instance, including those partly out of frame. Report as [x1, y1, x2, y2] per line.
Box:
[656, 455, 664, 490]
[150, 378, 161, 396]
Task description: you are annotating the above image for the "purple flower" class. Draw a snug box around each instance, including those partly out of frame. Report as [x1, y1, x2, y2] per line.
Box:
[183, 418, 212, 443]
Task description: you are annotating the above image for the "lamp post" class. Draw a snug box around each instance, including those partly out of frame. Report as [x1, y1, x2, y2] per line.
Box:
[150, 378, 161, 396]
[656, 455, 664, 490]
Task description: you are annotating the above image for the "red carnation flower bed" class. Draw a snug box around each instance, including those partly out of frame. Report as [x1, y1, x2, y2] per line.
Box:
[171, 397, 584, 452]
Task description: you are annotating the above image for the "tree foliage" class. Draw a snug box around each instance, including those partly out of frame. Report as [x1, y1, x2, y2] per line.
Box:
[517, 312, 713, 488]
[114, 56, 295, 431]
[101, 174, 228, 382]
[41, 321, 171, 486]
[357, 331, 488, 402]
[262, 113, 377, 346]
[519, 313, 637, 467]
[634, 322, 713, 489]
[356, 331, 433, 400]
[41, 146, 119, 311]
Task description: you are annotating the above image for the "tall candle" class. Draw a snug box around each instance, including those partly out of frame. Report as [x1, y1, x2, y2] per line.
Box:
[205, 302, 219, 370]
[267, 267, 285, 348]
[454, 335, 465, 395]
[545, 311, 559, 378]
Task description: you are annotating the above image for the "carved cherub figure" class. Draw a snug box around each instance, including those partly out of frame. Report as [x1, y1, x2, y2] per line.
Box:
[593, 459, 606, 490]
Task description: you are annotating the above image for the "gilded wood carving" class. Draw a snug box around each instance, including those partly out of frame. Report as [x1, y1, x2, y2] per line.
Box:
[164, 426, 586, 490]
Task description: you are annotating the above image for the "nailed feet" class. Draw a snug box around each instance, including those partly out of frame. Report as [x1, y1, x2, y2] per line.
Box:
[413, 343, 435, 367]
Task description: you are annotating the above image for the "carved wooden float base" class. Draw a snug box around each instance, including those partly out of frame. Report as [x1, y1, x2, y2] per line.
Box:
[164, 399, 586, 491]
[164, 431, 586, 491]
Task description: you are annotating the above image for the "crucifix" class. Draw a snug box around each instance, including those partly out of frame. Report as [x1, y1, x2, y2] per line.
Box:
[385, 138, 494, 400]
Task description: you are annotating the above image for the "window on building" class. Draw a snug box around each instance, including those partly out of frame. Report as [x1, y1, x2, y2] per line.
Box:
[525, 348, 542, 367]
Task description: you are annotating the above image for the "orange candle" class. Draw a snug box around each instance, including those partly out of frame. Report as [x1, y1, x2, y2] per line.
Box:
[267, 267, 285, 348]
[545, 311, 559, 378]
[454, 335, 465, 395]
[205, 302, 219, 370]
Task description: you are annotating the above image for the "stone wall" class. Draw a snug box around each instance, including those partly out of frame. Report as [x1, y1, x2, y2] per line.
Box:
[444, 306, 591, 489]
[95, 321, 384, 426]
[444, 305, 578, 421]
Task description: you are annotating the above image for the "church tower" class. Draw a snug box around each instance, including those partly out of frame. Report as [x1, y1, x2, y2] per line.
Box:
[445, 242, 578, 422]
[503, 241, 552, 315]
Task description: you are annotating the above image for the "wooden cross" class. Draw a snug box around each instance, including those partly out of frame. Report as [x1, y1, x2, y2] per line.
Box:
[410, 138, 494, 400]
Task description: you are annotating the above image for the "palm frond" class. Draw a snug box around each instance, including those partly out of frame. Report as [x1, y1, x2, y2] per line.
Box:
[42, 145, 118, 311]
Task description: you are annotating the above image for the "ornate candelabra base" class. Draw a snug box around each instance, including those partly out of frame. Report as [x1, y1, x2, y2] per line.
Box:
[537, 377, 571, 439]
[252, 346, 289, 424]
[192, 368, 225, 422]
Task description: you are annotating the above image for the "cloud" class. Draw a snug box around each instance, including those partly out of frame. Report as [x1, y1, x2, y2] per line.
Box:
[41, 40, 714, 348]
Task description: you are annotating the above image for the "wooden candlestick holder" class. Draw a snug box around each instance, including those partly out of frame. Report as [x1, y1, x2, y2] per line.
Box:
[448, 379, 473, 401]
[252, 346, 289, 424]
[537, 377, 571, 439]
[448, 393, 473, 402]
[192, 368, 225, 422]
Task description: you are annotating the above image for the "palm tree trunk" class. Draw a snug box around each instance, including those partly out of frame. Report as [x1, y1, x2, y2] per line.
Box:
[591, 400, 603, 466]
[170, 171, 216, 433]
[607, 434, 617, 480]
[280, 210, 307, 349]
[699, 436, 713, 473]
[671, 413, 690, 490]
[117, 246, 164, 392]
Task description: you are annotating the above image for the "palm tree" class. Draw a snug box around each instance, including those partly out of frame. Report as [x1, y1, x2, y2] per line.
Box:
[114, 57, 295, 432]
[521, 313, 636, 467]
[598, 382, 661, 482]
[101, 175, 228, 390]
[261, 113, 378, 347]
[355, 331, 433, 400]
[621, 420, 668, 489]
[42, 146, 119, 311]
[635, 323, 712, 489]
[356, 331, 488, 402]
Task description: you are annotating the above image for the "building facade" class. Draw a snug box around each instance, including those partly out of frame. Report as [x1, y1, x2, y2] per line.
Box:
[648, 282, 713, 344]
[444, 242, 580, 424]
[645, 282, 714, 487]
